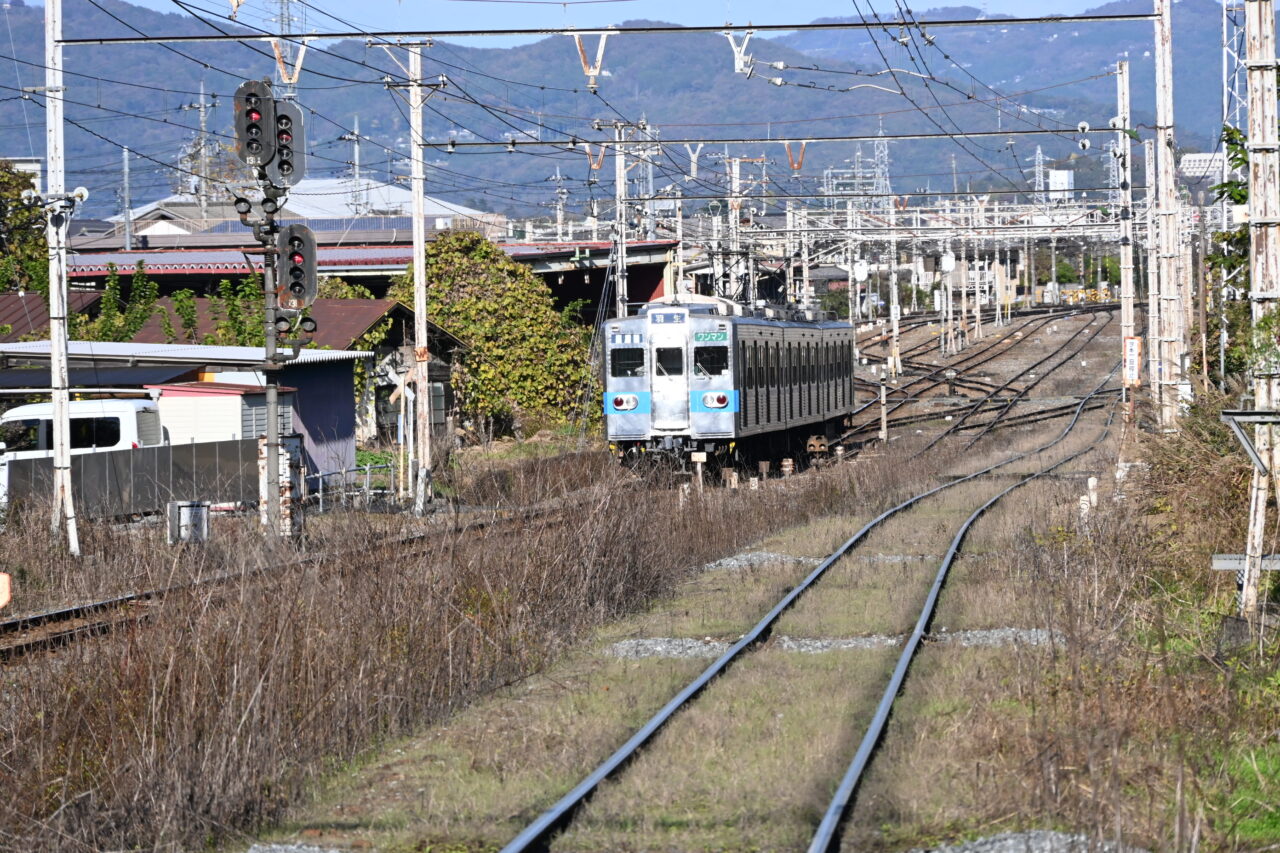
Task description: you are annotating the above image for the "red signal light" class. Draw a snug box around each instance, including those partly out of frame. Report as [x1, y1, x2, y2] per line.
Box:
[613, 397, 625, 408]
[247, 109, 262, 122]
[290, 252, 304, 265]
[716, 394, 728, 405]
[277, 131, 293, 144]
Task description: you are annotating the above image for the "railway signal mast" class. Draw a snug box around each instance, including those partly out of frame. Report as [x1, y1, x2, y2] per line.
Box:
[231, 78, 318, 536]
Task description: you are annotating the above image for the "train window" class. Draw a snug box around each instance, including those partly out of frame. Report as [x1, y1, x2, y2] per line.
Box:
[694, 346, 729, 377]
[655, 347, 684, 376]
[610, 348, 645, 377]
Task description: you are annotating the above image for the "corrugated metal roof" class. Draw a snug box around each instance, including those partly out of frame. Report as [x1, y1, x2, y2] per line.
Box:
[0, 341, 373, 366]
[132, 297, 409, 350]
[0, 292, 101, 342]
[68, 240, 678, 277]
[110, 178, 488, 224]
[0, 365, 195, 389]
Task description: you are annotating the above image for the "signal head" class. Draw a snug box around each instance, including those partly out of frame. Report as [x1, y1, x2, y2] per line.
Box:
[265, 100, 305, 188]
[233, 80, 276, 167]
[276, 224, 317, 311]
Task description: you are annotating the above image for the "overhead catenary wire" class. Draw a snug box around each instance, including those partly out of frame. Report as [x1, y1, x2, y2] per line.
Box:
[57, 12, 1161, 46]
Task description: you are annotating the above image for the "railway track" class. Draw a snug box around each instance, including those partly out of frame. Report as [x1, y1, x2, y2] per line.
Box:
[0, 490, 596, 663]
[497, 368, 1120, 853]
[913, 310, 1114, 453]
[842, 307, 1113, 445]
[2, 306, 1118, 664]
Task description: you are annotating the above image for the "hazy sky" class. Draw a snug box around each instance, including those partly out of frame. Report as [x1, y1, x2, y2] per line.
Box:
[130, 0, 1119, 46]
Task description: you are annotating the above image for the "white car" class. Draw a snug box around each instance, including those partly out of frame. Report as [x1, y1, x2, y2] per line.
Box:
[0, 399, 165, 461]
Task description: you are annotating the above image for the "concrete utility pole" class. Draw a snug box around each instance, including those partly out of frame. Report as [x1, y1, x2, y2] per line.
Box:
[1145, 139, 1161, 394]
[1117, 61, 1137, 355]
[44, 0, 78, 555]
[121, 147, 133, 251]
[612, 121, 630, 317]
[888, 200, 901, 375]
[730, 157, 742, 300]
[1241, 0, 1280, 618]
[1154, 0, 1184, 427]
[179, 81, 216, 226]
[409, 44, 433, 515]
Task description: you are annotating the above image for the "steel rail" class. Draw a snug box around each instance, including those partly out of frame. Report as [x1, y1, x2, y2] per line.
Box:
[808, 369, 1120, 852]
[59, 13, 1158, 47]
[843, 310, 1075, 434]
[915, 310, 1113, 453]
[499, 365, 1120, 853]
[959, 313, 1118, 450]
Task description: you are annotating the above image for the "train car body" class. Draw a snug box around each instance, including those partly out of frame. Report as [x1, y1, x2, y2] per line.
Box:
[603, 295, 856, 465]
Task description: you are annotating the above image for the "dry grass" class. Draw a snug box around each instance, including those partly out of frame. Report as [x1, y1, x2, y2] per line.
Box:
[556, 648, 898, 853]
[0, 440, 949, 852]
[844, 397, 1280, 852]
[275, 654, 710, 852]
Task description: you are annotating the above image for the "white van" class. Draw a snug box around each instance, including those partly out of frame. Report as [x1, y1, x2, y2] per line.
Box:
[0, 399, 165, 461]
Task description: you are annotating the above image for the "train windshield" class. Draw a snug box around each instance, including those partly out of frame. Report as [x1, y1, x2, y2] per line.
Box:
[611, 348, 645, 377]
[655, 348, 684, 376]
[694, 346, 728, 377]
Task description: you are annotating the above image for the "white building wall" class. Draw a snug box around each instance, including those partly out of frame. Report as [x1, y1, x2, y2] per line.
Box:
[157, 395, 241, 444]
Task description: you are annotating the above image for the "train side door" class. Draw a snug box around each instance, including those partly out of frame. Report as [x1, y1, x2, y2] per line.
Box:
[649, 312, 690, 430]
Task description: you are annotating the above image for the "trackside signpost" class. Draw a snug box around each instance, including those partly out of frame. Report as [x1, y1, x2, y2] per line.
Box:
[1122, 335, 1142, 420]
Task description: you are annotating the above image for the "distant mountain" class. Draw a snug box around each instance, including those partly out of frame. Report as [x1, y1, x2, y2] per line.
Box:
[778, 0, 1225, 147]
[0, 0, 1222, 219]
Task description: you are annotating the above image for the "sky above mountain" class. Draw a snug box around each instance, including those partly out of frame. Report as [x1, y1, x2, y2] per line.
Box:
[106, 0, 1118, 47]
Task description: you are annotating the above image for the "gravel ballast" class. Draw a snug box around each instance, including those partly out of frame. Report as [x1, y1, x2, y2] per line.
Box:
[698, 550, 821, 572]
[910, 830, 1147, 853]
[604, 628, 1059, 659]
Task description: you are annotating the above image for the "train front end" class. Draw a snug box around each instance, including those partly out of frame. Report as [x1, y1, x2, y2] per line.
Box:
[603, 303, 738, 467]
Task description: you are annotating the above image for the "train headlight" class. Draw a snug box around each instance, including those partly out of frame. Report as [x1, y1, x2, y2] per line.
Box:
[612, 394, 639, 411]
[702, 392, 730, 409]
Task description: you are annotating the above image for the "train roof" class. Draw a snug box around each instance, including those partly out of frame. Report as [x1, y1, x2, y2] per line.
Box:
[627, 295, 850, 330]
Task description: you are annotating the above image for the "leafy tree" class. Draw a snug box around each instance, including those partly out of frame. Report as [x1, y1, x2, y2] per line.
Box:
[819, 289, 850, 319]
[1203, 124, 1256, 381]
[204, 276, 265, 346]
[318, 276, 374, 299]
[0, 161, 47, 295]
[171, 289, 200, 343]
[73, 262, 162, 342]
[388, 230, 594, 435]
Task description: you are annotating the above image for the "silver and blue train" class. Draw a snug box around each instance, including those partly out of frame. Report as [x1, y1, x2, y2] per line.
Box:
[603, 295, 857, 466]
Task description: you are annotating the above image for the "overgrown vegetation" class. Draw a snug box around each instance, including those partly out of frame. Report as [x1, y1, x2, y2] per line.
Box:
[389, 230, 595, 436]
[0, 449, 922, 851]
[918, 398, 1280, 850]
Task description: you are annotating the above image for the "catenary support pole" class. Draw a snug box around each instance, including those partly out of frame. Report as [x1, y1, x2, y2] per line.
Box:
[1154, 0, 1184, 427]
[1242, 0, 1280, 617]
[1117, 61, 1137, 399]
[614, 122, 629, 317]
[1145, 139, 1161, 397]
